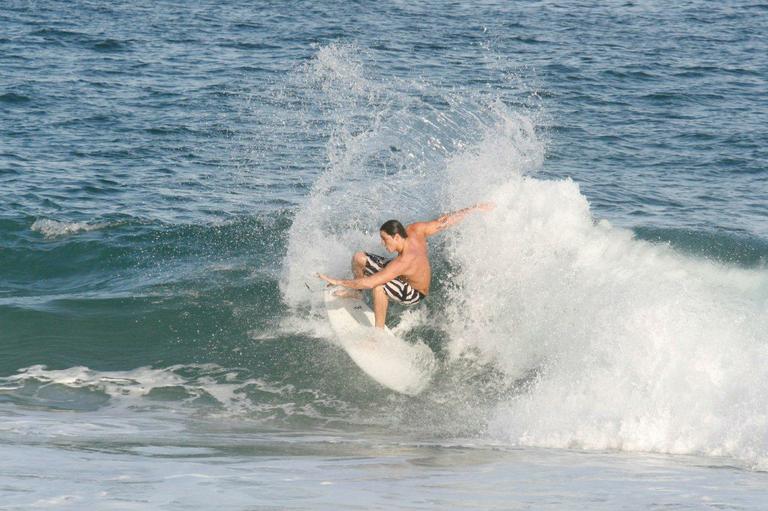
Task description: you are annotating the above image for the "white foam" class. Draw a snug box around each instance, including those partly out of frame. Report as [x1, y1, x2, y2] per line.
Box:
[440, 130, 768, 468]
[0, 364, 285, 416]
[31, 218, 109, 238]
[0, 363, 365, 436]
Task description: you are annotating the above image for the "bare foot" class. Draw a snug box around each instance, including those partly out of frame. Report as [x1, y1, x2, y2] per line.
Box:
[333, 288, 362, 299]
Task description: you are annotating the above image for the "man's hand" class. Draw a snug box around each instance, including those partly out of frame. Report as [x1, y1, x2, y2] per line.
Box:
[316, 273, 339, 286]
[475, 201, 496, 212]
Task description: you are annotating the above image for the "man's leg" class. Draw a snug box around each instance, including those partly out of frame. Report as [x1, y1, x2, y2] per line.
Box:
[333, 252, 368, 298]
[372, 284, 389, 329]
[352, 251, 367, 278]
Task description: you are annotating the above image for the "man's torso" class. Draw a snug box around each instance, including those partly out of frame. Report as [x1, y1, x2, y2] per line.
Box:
[393, 224, 431, 295]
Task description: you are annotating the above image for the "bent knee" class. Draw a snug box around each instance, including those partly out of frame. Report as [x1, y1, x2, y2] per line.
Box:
[353, 251, 368, 266]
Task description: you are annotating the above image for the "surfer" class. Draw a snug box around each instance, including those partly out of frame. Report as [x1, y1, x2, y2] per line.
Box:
[317, 202, 495, 328]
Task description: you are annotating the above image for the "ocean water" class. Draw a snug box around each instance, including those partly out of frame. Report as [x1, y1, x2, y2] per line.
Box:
[1, 0, 767, 509]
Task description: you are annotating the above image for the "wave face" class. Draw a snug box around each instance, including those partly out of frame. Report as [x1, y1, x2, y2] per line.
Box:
[281, 45, 768, 468]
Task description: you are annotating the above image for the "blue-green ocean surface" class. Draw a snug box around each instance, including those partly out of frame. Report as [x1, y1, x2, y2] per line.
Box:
[1, 1, 767, 509]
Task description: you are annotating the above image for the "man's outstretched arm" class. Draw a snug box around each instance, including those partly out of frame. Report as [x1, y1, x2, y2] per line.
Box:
[413, 202, 495, 237]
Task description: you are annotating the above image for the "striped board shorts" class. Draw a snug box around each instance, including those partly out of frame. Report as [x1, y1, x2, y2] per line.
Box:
[363, 252, 426, 306]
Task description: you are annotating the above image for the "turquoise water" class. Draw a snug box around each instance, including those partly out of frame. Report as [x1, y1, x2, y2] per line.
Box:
[1, 1, 767, 508]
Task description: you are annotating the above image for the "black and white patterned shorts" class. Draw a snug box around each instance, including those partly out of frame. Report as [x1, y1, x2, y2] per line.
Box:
[363, 252, 426, 305]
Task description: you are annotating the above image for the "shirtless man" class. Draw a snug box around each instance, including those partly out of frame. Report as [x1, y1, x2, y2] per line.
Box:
[317, 202, 495, 328]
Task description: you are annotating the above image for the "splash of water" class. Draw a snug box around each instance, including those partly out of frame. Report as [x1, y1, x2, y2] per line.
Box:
[280, 43, 543, 309]
[280, 44, 768, 468]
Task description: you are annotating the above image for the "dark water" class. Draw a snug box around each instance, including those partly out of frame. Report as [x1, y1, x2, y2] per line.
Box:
[1, 1, 767, 508]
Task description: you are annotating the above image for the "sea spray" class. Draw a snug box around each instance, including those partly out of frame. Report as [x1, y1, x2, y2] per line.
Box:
[280, 44, 543, 312]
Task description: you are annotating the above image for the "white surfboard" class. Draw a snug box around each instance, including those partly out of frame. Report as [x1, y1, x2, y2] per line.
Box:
[324, 287, 436, 396]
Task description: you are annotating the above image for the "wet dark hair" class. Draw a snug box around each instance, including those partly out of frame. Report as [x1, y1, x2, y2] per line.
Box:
[380, 219, 407, 238]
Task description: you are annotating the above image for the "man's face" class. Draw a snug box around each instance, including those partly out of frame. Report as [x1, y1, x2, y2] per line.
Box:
[380, 231, 398, 253]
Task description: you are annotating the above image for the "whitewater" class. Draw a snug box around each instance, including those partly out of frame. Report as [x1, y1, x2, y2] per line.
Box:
[280, 44, 768, 471]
